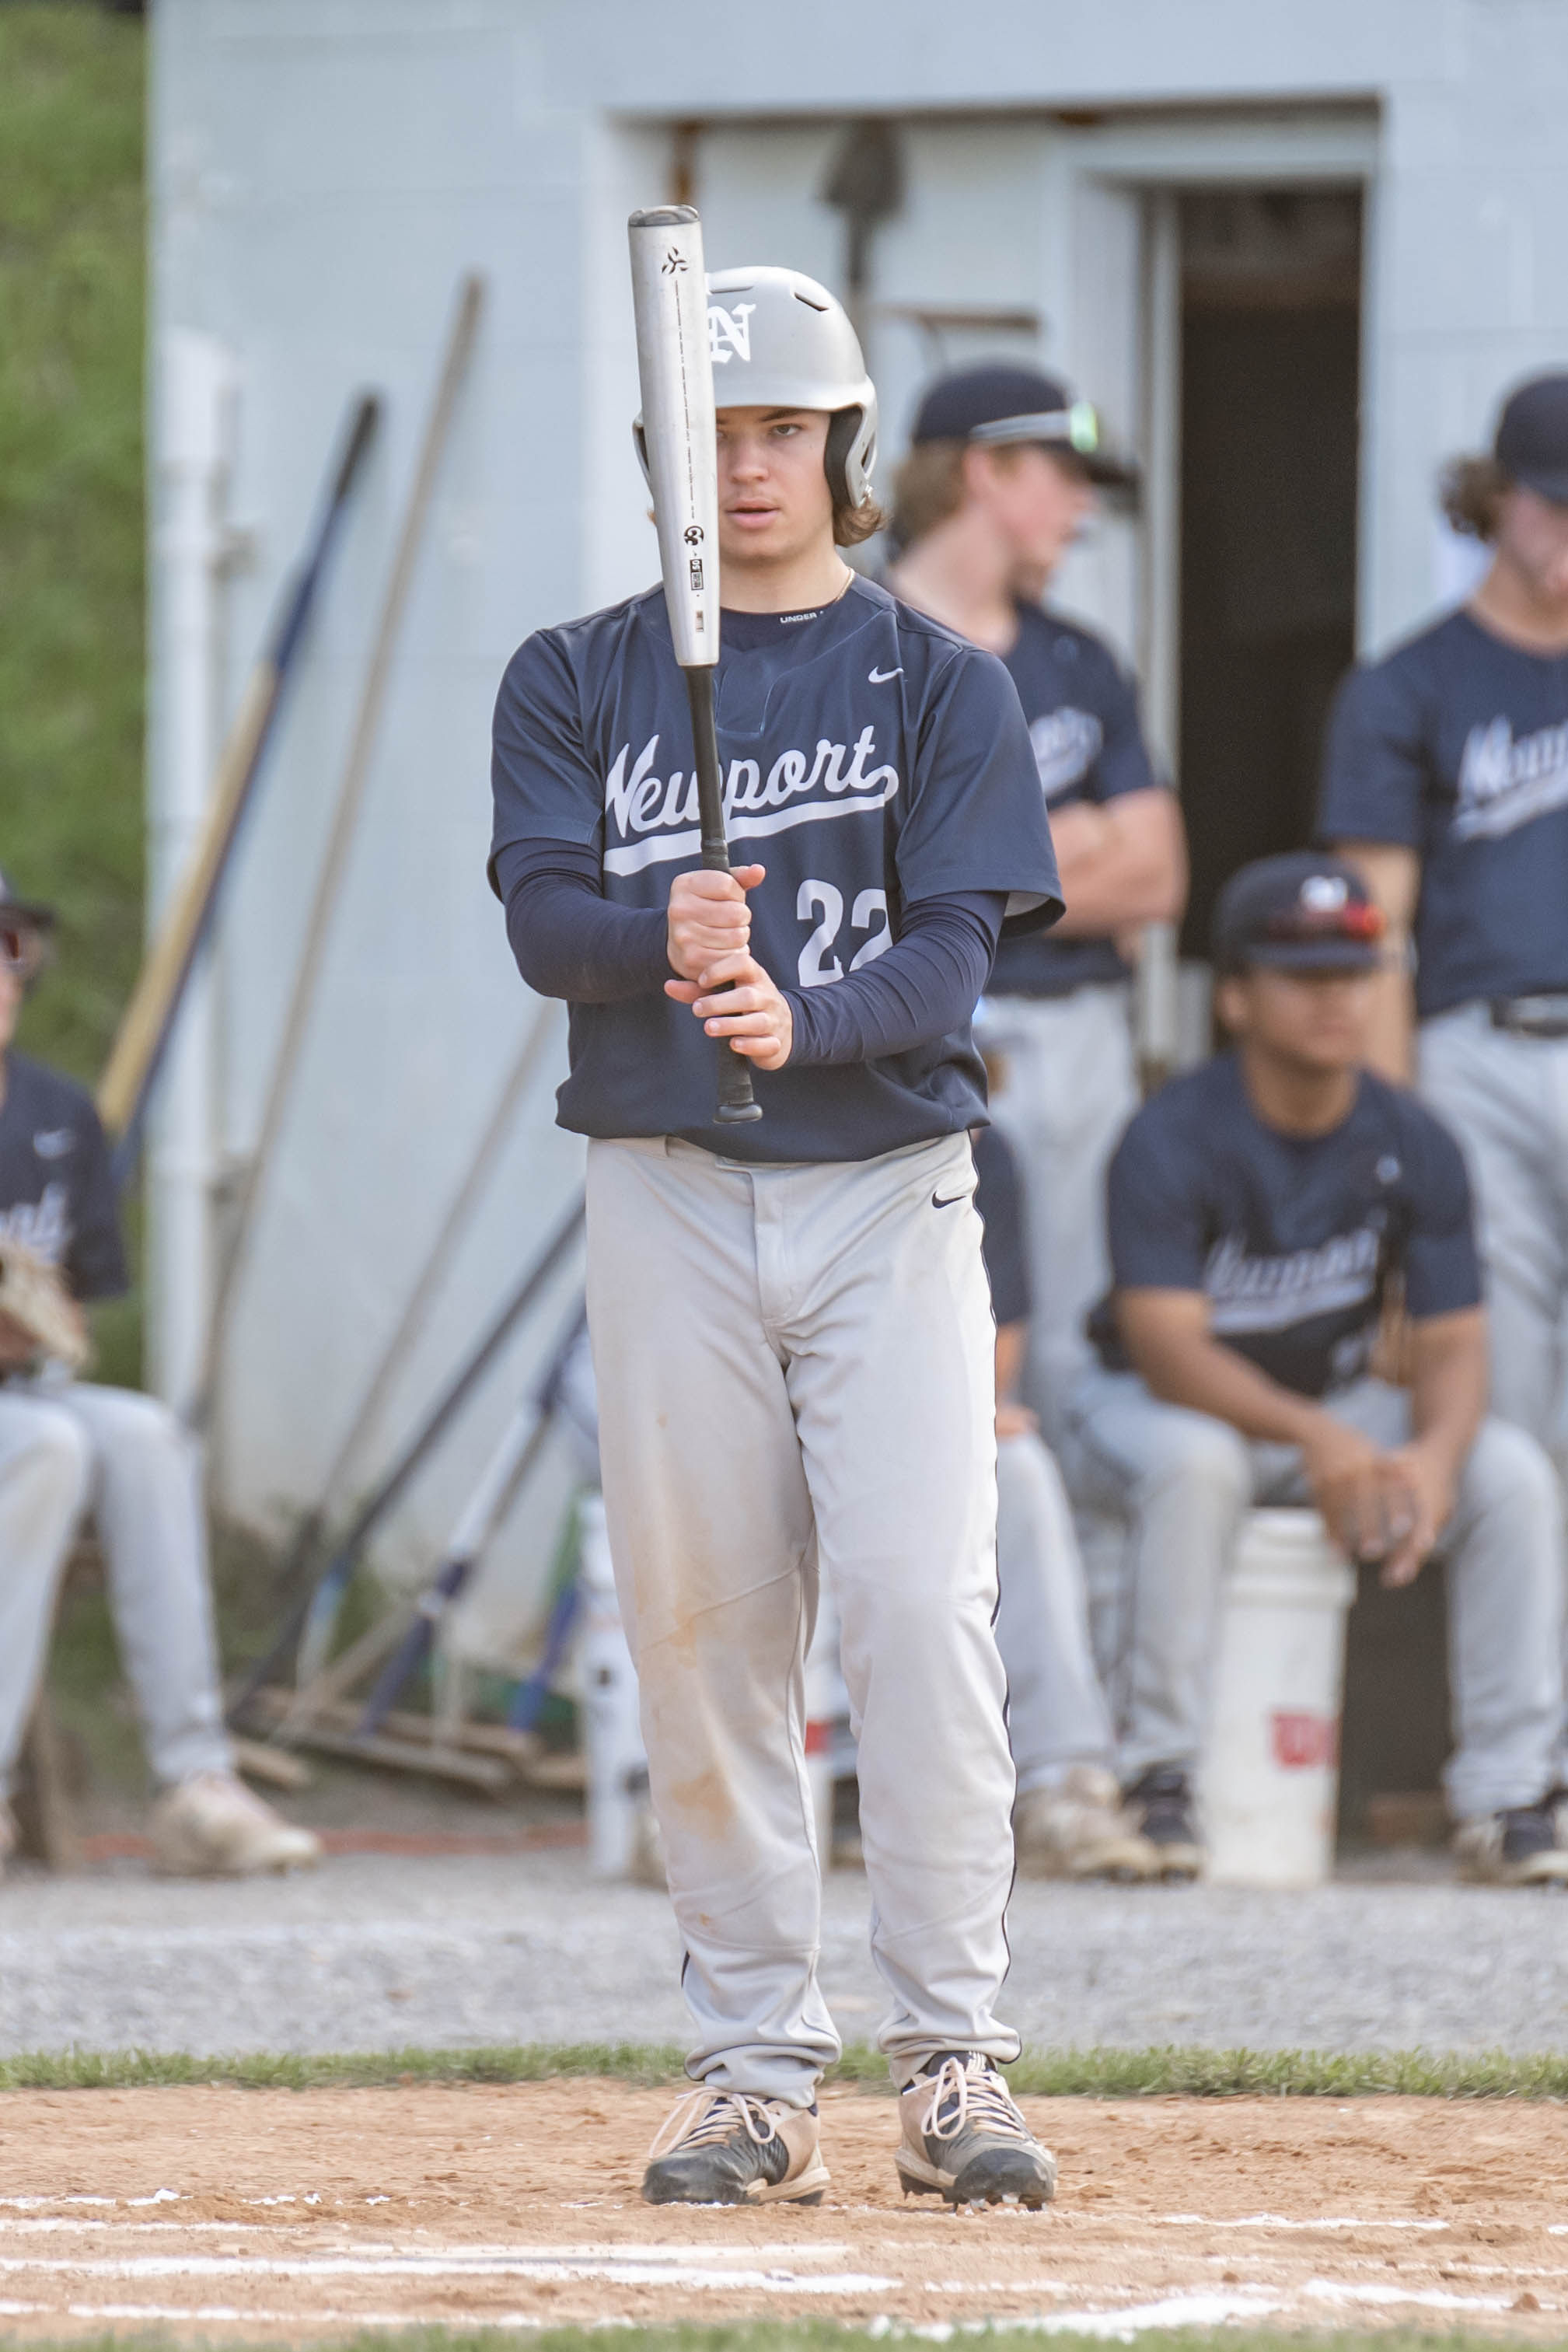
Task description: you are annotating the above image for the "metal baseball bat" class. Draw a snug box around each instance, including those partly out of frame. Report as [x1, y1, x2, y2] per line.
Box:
[226, 1190, 584, 1725]
[627, 204, 761, 1127]
[100, 392, 381, 1178]
[354, 1298, 587, 1738]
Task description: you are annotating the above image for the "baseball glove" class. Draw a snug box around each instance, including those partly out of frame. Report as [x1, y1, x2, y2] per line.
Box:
[0, 1239, 91, 1372]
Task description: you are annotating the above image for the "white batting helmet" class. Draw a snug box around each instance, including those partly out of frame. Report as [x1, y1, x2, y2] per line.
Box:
[634, 264, 879, 513]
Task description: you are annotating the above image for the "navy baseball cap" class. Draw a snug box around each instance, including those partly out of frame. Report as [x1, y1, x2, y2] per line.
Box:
[909, 363, 1134, 487]
[1212, 853, 1385, 977]
[1494, 372, 1568, 507]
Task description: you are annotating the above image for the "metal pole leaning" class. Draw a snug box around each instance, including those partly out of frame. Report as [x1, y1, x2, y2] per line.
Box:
[99, 392, 381, 1182]
[187, 273, 487, 1431]
[226, 1187, 584, 1728]
[354, 1296, 588, 1739]
[261, 996, 561, 1623]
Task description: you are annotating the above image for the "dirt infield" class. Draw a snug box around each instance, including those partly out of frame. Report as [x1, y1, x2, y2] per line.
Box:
[1, 2082, 1566, 2339]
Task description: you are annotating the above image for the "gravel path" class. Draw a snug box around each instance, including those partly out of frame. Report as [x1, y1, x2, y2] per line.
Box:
[3, 1851, 1564, 2058]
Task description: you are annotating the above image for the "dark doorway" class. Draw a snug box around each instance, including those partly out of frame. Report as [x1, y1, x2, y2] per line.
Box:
[1176, 187, 1362, 958]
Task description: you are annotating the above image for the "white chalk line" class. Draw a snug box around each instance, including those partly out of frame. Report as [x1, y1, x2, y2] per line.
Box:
[1157, 2211, 1449, 2231]
[0, 2252, 897, 2294]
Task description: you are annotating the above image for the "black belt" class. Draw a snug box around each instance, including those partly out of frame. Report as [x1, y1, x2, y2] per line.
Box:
[1489, 995, 1568, 1040]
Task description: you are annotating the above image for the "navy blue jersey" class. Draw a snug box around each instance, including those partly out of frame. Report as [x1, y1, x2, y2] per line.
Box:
[0, 1052, 127, 1301]
[990, 602, 1161, 999]
[491, 575, 1061, 1164]
[1318, 607, 1568, 1016]
[972, 1120, 1031, 1327]
[1090, 1054, 1481, 1397]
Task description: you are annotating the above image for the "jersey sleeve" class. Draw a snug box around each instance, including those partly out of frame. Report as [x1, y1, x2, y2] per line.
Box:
[64, 1103, 128, 1301]
[1317, 655, 1428, 850]
[1105, 1105, 1209, 1294]
[489, 627, 604, 891]
[1401, 1105, 1483, 1321]
[971, 1123, 1032, 1326]
[896, 645, 1063, 929]
[1087, 648, 1161, 802]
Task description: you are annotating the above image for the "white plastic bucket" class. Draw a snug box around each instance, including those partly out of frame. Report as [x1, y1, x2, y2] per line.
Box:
[1200, 1508, 1355, 1889]
[577, 1492, 646, 1878]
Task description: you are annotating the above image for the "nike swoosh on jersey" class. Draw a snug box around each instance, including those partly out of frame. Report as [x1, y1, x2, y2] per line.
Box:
[868, 666, 903, 684]
[33, 1129, 76, 1159]
[932, 1188, 969, 1209]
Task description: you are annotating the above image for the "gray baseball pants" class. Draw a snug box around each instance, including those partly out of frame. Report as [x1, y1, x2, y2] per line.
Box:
[988, 984, 1137, 1440]
[995, 1429, 1117, 1791]
[0, 1377, 232, 1798]
[585, 1130, 1019, 2107]
[1064, 1368, 1564, 1819]
[1420, 1005, 1568, 1480]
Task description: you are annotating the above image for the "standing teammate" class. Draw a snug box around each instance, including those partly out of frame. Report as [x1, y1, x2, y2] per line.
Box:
[0, 875, 321, 1879]
[491, 268, 1061, 2207]
[886, 366, 1186, 1434]
[1320, 376, 1568, 1507]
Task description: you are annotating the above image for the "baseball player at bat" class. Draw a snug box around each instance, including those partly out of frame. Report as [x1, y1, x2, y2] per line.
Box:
[490, 212, 1061, 2207]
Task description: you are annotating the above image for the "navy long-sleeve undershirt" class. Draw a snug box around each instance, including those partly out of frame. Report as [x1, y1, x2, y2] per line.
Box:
[493, 840, 1004, 1069]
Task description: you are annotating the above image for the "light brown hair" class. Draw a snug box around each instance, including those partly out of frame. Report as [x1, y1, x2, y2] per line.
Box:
[833, 493, 886, 547]
[1439, 454, 1510, 542]
[889, 437, 1050, 550]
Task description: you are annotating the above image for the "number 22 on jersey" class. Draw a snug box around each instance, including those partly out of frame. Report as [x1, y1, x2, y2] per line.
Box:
[796, 881, 891, 987]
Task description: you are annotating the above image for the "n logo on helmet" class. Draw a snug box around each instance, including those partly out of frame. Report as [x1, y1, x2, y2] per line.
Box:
[708, 302, 756, 365]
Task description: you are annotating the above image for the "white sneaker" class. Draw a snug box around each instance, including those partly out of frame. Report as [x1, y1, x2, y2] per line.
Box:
[151, 1772, 322, 1877]
[1014, 1766, 1157, 1881]
[1453, 1802, 1568, 1888]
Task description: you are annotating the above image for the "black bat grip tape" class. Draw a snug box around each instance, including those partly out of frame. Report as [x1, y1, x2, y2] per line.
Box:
[685, 668, 763, 1124]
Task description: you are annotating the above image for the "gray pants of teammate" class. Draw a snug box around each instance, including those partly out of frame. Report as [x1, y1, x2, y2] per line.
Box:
[988, 984, 1137, 1440]
[586, 1131, 1019, 2106]
[996, 1430, 1116, 1791]
[1064, 1368, 1564, 1820]
[1420, 1006, 1568, 1480]
[0, 1377, 232, 1798]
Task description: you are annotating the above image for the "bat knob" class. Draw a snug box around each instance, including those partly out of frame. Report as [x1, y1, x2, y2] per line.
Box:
[714, 1101, 764, 1125]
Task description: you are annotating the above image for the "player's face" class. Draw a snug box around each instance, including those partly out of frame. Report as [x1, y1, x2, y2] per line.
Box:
[714, 407, 836, 571]
[0, 960, 21, 1052]
[1219, 966, 1377, 1075]
[1495, 486, 1568, 608]
[969, 445, 1095, 590]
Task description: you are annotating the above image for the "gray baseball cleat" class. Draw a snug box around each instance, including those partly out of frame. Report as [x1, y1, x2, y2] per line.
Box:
[896, 2052, 1056, 2208]
[1453, 1801, 1568, 1887]
[641, 2088, 829, 2206]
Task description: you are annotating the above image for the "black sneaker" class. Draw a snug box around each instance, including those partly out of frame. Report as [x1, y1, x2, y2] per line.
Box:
[896, 2052, 1056, 2208]
[641, 2088, 829, 2205]
[1123, 1764, 1205, 1881]
[1454, 1801, 1568, 1887]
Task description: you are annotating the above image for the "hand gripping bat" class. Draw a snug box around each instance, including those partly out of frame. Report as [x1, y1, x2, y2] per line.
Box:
[627, 204, 763, 1126]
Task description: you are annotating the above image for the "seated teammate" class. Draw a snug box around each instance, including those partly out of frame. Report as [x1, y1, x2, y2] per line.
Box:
[0, 875, 320, 1879]
[1063, 851, 1568, 1887]
[971, 1113, 1153, 1879]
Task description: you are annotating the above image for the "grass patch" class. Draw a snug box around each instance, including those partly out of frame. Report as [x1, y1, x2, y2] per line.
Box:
[2, 2041, 1566, 2099]
[0, 1, 147, 1392]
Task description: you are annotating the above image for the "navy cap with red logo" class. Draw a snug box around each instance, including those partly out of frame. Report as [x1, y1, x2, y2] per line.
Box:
[1212, 852, 1386, 977]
